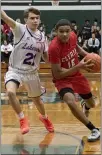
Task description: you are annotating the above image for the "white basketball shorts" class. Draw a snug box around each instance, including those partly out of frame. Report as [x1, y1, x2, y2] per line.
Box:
[4, 69, 46, 98]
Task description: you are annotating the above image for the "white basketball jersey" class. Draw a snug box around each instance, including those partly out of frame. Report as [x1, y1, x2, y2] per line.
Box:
[9, 22, 48, 73]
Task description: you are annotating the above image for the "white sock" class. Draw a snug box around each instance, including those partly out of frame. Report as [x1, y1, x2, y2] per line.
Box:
[42, 114, 48, 119]
[18, 112, 25, 120]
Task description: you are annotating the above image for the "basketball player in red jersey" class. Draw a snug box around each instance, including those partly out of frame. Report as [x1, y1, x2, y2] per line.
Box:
[49, 19, 100, 142]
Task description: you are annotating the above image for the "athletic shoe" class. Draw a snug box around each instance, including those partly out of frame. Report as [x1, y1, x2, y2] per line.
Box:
[39, 114, 54, 132]
[20, 117, 30, 134]
[88, 128, 100, 142]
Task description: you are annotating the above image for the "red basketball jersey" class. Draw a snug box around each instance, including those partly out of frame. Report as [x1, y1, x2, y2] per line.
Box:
[49, 31, 79, 78]
[49, 31, 91, 94]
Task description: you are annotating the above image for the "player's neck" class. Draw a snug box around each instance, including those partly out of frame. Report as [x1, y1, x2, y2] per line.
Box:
[57, 37, 69, 44]
[27, 25, 38, 33]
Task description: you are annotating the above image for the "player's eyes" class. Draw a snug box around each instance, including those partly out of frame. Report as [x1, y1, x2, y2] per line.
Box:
[59, 31, 64, 33]
[59, 30, 69, 33]
[66, 30, 70, 33]
[30, 17, 34, 19]
[30, 17, 39, 20]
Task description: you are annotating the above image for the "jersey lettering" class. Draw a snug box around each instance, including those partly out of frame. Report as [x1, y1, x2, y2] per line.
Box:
[68, 58, 75, 68]
[23, 53, 36, 66]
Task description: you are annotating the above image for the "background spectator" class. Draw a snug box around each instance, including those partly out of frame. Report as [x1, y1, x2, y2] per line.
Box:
[1, 40, 13, 63]
[81, 20, 91, 40]
[16, 18, 21, 23]
[88, 32, 100, 54]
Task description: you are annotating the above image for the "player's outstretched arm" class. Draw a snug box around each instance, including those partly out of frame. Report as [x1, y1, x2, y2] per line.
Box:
[1, 10, 16, 29]
[76, 44, 88, 57]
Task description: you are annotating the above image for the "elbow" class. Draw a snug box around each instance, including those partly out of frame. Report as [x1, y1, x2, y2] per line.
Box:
[45, 59, 49, 64]
[55, 76, 60, 80]
[54, 73, 61, 80]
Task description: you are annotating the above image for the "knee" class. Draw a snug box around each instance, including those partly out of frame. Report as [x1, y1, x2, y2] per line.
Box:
[7, 90, 16, 98]
[86, 98, 96, 108]
[32, 97, 41, 105]
[64, 96, 75, 106]
[90, 103, 95, 108]
[63, 93, 75, 106]
[66, 100, 75, 107]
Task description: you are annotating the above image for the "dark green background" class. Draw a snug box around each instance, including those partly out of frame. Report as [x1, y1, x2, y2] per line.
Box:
[6, 10, 101, 34]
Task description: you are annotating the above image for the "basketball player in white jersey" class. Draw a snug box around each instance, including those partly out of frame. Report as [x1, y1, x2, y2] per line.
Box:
[1, 8, 54, 134]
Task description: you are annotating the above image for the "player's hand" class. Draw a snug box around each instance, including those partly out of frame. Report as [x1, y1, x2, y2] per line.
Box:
[85, 67, 95, 73]
[78, 57, 94, 70]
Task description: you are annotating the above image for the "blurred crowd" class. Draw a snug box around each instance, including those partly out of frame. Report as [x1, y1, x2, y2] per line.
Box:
[1, 18, 101, 64]
[50, 19, 101, 56]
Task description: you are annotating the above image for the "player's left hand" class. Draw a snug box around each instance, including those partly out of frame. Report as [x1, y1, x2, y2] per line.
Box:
[82, 58, 95, 72]
[85, 67, 95, 73]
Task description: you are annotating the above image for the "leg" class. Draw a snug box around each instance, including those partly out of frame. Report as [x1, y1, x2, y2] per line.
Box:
[23, 73, 54, 132]
[62, 90, 89, 125]
[5, 70, 30, 134]
[79, 93, 96, 117]
[72, 73, 96, 116]
[1, 52, 5, 63]
[32, 96, 54, 132]
[59, 88, 100, 142]
[6, 81, 22, 114]
[6, 81, 29, 134]
[32, 97, 46, 116]
[83, 96, 95, 108]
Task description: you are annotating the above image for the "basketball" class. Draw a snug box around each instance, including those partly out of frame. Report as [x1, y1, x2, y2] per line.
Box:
[84, 53, 101, 72]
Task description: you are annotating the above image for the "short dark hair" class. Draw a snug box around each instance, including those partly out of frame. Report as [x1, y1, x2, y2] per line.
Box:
[24, 7, 41, 19]
[71, 20, 76, 24]
[85, 19, 90, 22]
[55, 19, 71, 30]
[92, 32, 96, 35]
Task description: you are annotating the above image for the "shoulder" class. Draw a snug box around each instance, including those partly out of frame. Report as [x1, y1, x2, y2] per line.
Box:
[11, 22, 26, 33]
[96, 38, 99, 41]
[14, 22, 25, 29]
[88, 38, 92, 41]
[8, 43, 13, 47]
[1, 44, 4, 47]
[70, 31, 77, 39]
[69, 31, 77, 44]
[35, 30, 46, 42]
[49, 37, 59, 50]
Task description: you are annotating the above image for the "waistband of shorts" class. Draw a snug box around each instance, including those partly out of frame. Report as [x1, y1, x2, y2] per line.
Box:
[9, 66, 38, 74]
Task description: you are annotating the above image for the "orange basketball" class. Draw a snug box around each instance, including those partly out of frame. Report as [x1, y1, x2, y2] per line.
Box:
[84, 53, 101, 72]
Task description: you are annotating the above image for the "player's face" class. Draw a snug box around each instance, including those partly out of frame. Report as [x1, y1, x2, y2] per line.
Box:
[57, 25, 71, 43]
[26, 12, 40, 31]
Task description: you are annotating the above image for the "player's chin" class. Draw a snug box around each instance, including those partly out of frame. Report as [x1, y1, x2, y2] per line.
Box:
[32, 24, 38, 29]
[61, 39, 68, 43]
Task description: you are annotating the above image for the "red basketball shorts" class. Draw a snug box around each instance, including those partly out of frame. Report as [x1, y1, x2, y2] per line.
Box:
[55, 72, 91, 95]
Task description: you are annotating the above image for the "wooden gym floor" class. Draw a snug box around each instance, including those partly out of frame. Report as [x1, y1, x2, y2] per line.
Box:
[1, 64, 101, 154]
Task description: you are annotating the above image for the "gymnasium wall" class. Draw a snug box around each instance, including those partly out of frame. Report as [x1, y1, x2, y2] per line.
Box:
[2, 5, 101, 34]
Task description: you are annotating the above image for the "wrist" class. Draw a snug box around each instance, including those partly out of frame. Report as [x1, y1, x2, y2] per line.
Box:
[84, 51, 88, 57]
[77, 62, 83, 69]
[75, 64, 81, 70]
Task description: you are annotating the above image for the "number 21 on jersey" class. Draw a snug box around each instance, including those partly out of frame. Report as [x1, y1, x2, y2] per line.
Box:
[23, 53, 36, 66]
